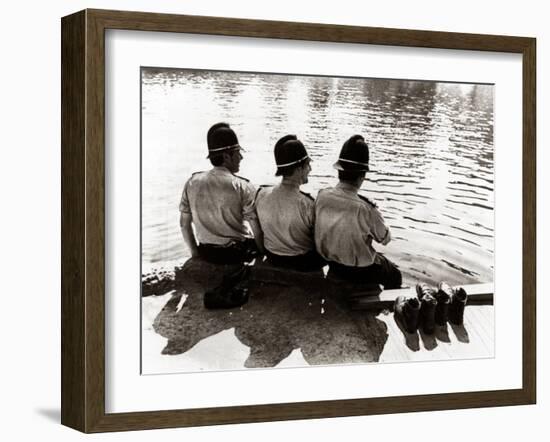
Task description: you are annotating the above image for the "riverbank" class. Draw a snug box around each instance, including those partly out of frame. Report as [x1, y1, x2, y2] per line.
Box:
[142, 257, 494, 374]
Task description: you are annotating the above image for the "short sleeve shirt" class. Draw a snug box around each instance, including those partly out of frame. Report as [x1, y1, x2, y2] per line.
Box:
[314, 182, 391, 267]
[255, 183, 315, 256]
[179, 166, 258, 246]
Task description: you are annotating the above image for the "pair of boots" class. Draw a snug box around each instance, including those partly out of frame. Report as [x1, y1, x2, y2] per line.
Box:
[203, 265, 251, 310]
[394, 282, 468, 334]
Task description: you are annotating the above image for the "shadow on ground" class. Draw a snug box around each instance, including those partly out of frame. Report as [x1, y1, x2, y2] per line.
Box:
[35, 408, 60, 423]
[152, 258, 389, 368]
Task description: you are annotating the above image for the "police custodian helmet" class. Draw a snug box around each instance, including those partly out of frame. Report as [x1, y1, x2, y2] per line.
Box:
[333, 134, 370, 172]
[274, 135, 310, 176]
[206, 122, 241, 158]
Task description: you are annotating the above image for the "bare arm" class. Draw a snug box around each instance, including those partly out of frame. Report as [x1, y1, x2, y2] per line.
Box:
[179, 212, 199, 257]
[248, 218, 266, 254]
[360, 204, 391, 246]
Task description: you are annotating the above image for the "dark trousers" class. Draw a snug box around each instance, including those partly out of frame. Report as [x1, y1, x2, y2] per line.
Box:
[265, 249, 326, 272]
[198, 239, 258, 265]
[327, 254, 402, 289]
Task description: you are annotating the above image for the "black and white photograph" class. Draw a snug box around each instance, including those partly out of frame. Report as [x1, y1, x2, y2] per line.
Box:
[140, 67, 495, 374]
[0, 0, 545, 436]
[3, 0, 544, 438]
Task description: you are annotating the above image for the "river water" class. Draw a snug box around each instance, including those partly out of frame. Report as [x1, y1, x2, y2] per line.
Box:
[141, 68, 494, 287]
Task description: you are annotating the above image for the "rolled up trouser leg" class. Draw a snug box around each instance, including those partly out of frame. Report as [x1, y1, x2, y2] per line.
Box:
[266, 250, 326, 272]
[198, 239, 258, 265]
[327, 254, 402, 289]
[374, 253, 402, 289]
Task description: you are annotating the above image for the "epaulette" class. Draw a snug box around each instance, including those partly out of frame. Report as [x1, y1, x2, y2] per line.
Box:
[254, 187, 263, 200]
[233, 174, 250, 182]
[255, 185, 273, 200]
[188, 171, 206, 182]
[358, 194, 378, 208]
[299, 190, 314, 201]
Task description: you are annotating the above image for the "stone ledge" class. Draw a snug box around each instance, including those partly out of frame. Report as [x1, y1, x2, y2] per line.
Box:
[141, 257, 493, 311]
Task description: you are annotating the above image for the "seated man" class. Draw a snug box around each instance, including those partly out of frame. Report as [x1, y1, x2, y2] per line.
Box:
[179, 122, 264, 265]
[255, 135, 325, 272]
[314, 135, 402, 289]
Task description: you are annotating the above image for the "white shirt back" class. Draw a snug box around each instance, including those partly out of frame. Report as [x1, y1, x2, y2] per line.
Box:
[179, 167, 257, 246]
[314, 182, 391, 267]
[255, 183, 315, 256]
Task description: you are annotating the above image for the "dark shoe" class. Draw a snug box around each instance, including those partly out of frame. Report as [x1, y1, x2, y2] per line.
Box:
[224, 265, 251, 288]
[204, 286, 249, 309]
[449, 287, 468, 325]
[416, 283, 434, 299]
[416, 283, 437, 334]
[435, 282, 452, 325]
[394, 295, 421, 333]
[203, 265, 251, 310]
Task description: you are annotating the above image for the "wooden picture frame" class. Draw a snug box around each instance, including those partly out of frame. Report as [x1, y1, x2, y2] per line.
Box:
[61, 8, 536, 433]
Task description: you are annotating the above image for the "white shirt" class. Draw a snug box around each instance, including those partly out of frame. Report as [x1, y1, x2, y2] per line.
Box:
[314, 182, 391, 267]
[255, 183, 315, 256]
[179, 167, 258, 246]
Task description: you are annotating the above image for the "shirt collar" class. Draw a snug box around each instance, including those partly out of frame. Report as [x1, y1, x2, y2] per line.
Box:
[336, 181, 360, 194]
[280, 176, 302, 189]
[212, 166, 232, 175]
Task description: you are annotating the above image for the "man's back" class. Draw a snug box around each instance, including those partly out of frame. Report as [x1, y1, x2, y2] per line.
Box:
[180, 167, 257, 246]
[255, 183, 315, 256]
[315, 182, 391, 267]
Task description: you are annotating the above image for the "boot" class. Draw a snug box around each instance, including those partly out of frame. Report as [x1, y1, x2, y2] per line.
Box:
[416, 283, 437, 334]
[416, 283, 434, 300]
[203, 265, 251, 310]
[204, 285, 249, 309]
[394, 295, 420, 333]
[435, 282, 452, 325]
[449, 287, 468, 325]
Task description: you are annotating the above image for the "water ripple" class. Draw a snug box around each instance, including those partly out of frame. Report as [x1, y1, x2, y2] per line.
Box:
[141, 68, 494, 286]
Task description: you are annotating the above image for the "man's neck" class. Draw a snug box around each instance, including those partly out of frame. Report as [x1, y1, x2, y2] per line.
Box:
[214, 165, 232, 173]
[281, 175, 302, 188]
[337, 180, 361, 193]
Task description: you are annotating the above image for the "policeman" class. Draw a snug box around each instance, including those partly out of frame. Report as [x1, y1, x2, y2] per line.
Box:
[314, 135, 402, 289]
[179, 122, 265, 264]
[255, 135, 325, 272]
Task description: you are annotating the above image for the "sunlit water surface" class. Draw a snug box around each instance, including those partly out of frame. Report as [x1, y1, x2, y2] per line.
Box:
[141, 68, 494, 286]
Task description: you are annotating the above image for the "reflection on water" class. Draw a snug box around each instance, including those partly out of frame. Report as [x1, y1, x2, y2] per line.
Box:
[141, 68, 494, 286]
